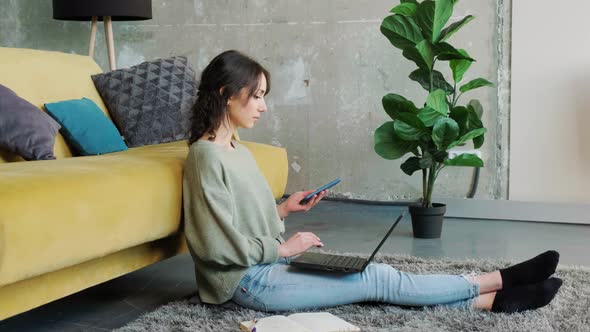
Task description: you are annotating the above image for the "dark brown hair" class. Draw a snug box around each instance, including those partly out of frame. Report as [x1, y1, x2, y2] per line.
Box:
[189, 50, 270, 144]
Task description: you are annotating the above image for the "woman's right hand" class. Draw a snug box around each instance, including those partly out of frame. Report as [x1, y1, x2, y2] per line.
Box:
[278, 232, 324, 257]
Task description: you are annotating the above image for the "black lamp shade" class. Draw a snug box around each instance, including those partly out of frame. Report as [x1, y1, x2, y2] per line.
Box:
[52, 0, 152, 21]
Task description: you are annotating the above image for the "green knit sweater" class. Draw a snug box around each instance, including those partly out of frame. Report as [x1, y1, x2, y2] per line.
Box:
[182, 140, 285, 304]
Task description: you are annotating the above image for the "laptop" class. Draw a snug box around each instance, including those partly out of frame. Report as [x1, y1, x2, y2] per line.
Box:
[289, 211, 405, 273]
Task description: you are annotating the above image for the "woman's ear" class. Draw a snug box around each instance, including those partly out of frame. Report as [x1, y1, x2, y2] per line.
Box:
[226, 92, 240, 106]
[219, 87, 232, 107]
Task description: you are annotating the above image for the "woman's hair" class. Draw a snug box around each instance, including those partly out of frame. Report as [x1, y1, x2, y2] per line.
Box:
[189, 50, 271, 144]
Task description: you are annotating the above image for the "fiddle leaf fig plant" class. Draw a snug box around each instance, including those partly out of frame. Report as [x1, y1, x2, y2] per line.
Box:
[375, 0, 493, 208]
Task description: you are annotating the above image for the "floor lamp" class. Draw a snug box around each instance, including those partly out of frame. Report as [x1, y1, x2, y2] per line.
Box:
[52, 0, 152, 71]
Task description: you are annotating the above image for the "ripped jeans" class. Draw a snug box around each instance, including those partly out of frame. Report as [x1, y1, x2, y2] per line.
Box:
[231, 258, 480, 312]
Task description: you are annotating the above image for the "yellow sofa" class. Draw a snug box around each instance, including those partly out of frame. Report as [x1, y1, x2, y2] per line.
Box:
[0, 47, 288, 320]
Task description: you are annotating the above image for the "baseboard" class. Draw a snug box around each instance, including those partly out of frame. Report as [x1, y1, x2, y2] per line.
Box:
[439, 198, 589, 225]
[311, 196, 589, 225]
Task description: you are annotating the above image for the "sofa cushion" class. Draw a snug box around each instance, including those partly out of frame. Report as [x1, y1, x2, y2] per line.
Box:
[0, 47, 111, 162]
[91, 56, 198, 148]
[44, 98, 128, 155]
[0, 84, 61, 160]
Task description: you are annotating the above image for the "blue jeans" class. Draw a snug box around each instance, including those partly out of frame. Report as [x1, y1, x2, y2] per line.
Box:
[231, 258, 480, 312]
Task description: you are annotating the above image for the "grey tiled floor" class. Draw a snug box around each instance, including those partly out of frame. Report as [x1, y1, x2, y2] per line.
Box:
[2, 201, 589, 331]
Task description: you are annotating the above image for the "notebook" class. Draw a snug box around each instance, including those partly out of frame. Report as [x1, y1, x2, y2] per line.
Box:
[239, 312, 360, 332]
[290, 211, 404, 273]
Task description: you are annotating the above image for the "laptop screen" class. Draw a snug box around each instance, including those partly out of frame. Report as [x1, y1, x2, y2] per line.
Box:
[366, 211, 405, 263]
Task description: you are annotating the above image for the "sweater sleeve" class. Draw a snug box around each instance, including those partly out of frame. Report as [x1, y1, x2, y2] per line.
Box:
[183, 151, 279, 267]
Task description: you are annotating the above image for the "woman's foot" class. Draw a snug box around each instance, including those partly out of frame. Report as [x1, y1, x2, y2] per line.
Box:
[500, 250, 560, 289]
[491, 277, 563, 313]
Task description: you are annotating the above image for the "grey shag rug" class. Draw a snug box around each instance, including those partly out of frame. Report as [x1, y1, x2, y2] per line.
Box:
[115, 251, 590, 332]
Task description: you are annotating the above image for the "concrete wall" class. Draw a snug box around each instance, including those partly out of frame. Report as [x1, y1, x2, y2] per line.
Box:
[0, 0, 507, 202]
[510, 0, 590, 204]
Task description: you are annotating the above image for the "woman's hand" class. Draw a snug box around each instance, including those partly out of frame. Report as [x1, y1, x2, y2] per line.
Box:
[277, 190, 328, 219]
[278, 232, 324, 257]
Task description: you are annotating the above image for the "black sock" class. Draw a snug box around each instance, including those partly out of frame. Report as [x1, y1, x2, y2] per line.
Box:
[500, 250, 559, 289]
[491, 277, 562, 313]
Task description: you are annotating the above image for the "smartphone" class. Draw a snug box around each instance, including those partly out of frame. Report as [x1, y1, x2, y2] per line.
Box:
[299, 178, 341, 204]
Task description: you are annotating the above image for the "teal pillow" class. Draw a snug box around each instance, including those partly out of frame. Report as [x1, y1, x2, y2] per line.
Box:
[44, 98, 128, 155]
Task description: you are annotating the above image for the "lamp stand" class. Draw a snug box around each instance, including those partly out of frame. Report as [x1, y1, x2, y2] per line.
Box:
[88, 16, 97, 58]
[104, 16, 116, 71]
[87, 16, 117, 71]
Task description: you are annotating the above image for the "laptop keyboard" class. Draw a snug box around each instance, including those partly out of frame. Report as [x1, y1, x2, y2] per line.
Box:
[322, 254, 365, 269]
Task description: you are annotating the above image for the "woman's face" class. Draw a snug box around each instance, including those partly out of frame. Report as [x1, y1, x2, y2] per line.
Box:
[227, 74, 268, 129]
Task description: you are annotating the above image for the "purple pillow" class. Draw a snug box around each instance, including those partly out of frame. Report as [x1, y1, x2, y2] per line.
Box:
[0, 84, 61, 160]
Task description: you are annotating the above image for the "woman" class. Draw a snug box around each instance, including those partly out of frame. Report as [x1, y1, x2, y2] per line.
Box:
[183, 50, 562, 313]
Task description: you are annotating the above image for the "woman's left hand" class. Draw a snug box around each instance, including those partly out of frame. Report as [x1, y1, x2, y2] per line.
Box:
[277, 190, 328, 219]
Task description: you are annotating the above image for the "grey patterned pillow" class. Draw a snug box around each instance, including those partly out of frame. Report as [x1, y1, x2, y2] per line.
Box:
[91, 56, 198, 147]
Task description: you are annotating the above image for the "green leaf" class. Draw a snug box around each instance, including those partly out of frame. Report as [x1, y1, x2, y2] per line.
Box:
[439, 49, 475, 62]
[438, 15, 474, 42]
[402, 46, 429, 70]
[426, 89, 448, 116]
[432, 0, 454, 42]
[380, 15, 424, 50]
[434, 43, 475, 62]
[467, 99, 483, 119]
[432, 117, 459, 150]
[465, 106, 485, 148]
[401, 157, 422, 176]
[397, 112, 427, 130]
[409, 69, 454, 94]
[374, 122, 419, 160]
[382, 94, 418, 120]
[467, 108, 485, 148]
[449, 49, 472, 82]
[415, 0, 454, 43]
[394, 121, 422, 141]
[467, 106, 483, 129]
[390, 3, 417, 16]
[459, 78, 494, 93]
[449, 106, 469, 135]
[394, 112, 428, 141]
[415, 1, 435, 40]
[417, 106, 444, 127]
[447, 128, 486, 150]
[415, 40, 434, 70]
[444, 153, 484, 167]
[473, 132, 484, 149]
[401, 0, 419, 4]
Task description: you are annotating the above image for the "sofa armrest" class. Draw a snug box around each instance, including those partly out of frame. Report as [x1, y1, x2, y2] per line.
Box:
[240, 141, 288, 200]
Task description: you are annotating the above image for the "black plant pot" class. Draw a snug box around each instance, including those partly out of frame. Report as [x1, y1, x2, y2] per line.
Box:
[409, 203, 446, 239]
